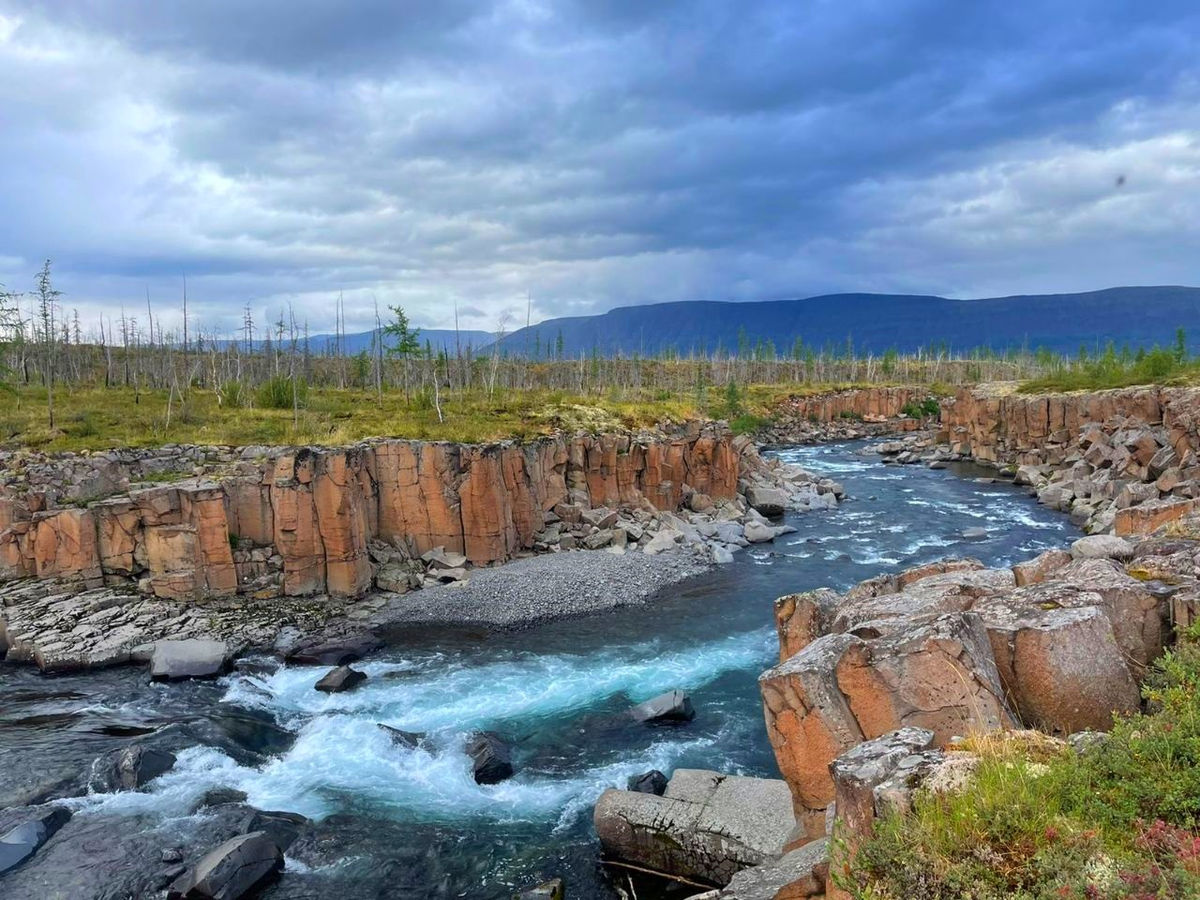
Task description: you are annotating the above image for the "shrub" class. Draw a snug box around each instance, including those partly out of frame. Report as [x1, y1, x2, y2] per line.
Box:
[730, 413, 770, 435]
[846, 630, 1200, 899]
[255, 375, 308, 410]
[219, 380, 246, 409]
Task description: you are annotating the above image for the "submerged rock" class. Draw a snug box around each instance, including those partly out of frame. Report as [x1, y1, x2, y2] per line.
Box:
[167, 831, 283, 900]
[466, 732, 514, 784]
[0, 806, 71, 876]
[515, 877, 565, 900]
[630, 689, 695, 724]
[314, 665, 367, 693]
[627, 770, 669, 795]
[377, 724, 425, 749]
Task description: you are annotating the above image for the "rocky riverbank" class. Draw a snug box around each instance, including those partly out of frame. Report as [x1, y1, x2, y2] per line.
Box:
[0, 423, 846, 674]
[594, 526, 1200, 897]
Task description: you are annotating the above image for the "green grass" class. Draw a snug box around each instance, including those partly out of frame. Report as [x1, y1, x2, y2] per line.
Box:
[1019, 347, 1200, 394]
[0, 385, 710, 452]
[844, 629, 1200, 899]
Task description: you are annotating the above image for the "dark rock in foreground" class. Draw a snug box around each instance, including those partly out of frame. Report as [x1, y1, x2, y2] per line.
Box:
[466, 732, 514, 784]
[240, 810, 309, 852]
[0, 806, 71, 876]
[167, 831, 283, 900]
[98, 744, 177, 792]
[627, 770, 668, 795]
[630, 689, 695, 724]
[314, 665, 367, 693]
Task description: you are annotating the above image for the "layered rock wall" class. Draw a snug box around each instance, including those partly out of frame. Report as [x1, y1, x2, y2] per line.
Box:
[0, 424, 739, 602]
[939, 384, 1200, 534]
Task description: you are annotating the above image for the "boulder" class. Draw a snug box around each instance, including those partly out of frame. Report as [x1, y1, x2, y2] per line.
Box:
[150, 639, 230, 681]
[198, 789, 248, 808]
[239, 810, 308, 852]
[743, 521, 779, 543]
[314, 665, 367, 693]
[1070, 534, 1134, 561]
[515, 878, 565, 900]
[745, 485, 788, 517]
[774, 589, 840, 662]
[627, 770, 669, 795]
[101, 744, 177, 791]
[0, 806, 71, 876]
[961, 527, 988, 541]
[714, 837, 829, 899]
[1012, 549, 1072, 586]
[581, 507, 619, 529]
[421, 546, 469, 570]
[594, 770, 796, 886]
[282, 632, 382, 665]
[630, 689, 695, 724]
[583, 529, 613, 550]
[378, 724, 425, 749]
[466, 732, 514, 784]
[642, 529, 681, 555]
[167, 831, 283, 900]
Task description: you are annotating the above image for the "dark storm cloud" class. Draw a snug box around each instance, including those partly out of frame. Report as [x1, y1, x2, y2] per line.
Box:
[0, 0, 1198, 336]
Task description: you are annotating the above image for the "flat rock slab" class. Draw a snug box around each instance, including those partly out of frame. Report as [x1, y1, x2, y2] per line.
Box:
[168, 831, 283, 900]
[594, 769, 796, 886]
[0, 807, 71, 876]
[630, 689, 695, 723]
[150, 639, 230, 681]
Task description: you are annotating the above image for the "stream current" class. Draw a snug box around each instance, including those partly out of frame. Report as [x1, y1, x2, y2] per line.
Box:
[0, 442, 1076, 898]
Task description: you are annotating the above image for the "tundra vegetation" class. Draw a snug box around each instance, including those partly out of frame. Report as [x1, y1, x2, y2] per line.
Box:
[845, 624, 1200, 900]
[0, 265, 1195, 450]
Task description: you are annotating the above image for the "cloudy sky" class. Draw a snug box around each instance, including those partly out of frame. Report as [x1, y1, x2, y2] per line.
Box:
[1, 1, 1198, 337]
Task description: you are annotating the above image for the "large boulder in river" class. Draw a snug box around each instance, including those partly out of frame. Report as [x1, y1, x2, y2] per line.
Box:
[745, 485, 788, 517]
[99, 744, 177, 791]
[167, 831, 283, 900]
[150, 639, 230, 681]
[314, 664, 367, 693]
[466, 732, 514, 784]
[0, 806, 71, 876]
[594, 769, 796, 886]
[630, 689, 695, 724]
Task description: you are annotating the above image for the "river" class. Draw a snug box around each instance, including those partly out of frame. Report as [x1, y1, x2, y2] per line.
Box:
[0, 442, 1075, 898]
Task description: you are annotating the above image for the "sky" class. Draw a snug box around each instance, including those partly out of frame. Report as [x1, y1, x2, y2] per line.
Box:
[1, 1, 1198, 338]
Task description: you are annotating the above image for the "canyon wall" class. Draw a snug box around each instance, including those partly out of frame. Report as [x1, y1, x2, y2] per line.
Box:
[939, 384, 1200, 534]
[0, 423, 738, 602]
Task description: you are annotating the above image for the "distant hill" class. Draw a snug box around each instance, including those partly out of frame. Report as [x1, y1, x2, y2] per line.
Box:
[485, 287, 1200, 358]
[225, 327, 494, 356]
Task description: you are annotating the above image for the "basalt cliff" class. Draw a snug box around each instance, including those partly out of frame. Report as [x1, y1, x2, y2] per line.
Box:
[0, 423, 739, 602]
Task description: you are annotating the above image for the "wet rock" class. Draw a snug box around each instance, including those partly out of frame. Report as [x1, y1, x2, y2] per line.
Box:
[283, 632, 382, 666]
[167, 831, 283, 900]
[0, 806, 71, 876]
[314, 665, 367, 693]
[377, 724, 425, 749]
[240, 810, 309, 852]
[466, 732, 514, 784]
[594, 769, 795, 886]
[961, 527, 988, 540]
[743, 521, 779, 543]
[100, 744, 177, 791]
[515, 877, 565, 899]
[630, 689, 695, 724]
[150, 639, 231, 681]
[199, 788, 248, 808]
[627, 770, 669, 795]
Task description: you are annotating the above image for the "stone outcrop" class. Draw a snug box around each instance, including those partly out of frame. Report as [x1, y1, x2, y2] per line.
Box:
[762, 544, 1177, 843]
[0, 424, 741, 605]
[594, 769, 796, 887]
[935, 383, 1200, 535]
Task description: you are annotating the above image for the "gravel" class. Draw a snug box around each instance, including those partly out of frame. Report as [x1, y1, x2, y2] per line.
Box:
[369, 546, 715, 630]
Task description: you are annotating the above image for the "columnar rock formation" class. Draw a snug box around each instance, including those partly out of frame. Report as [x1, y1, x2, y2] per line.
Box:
[939, 383, 1200, 534]
[0, 423, 739, 602]
[760, 536, 1186, 847]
